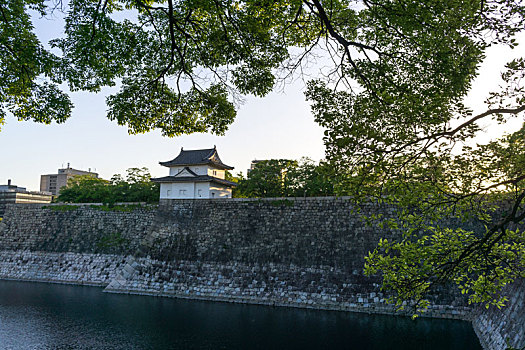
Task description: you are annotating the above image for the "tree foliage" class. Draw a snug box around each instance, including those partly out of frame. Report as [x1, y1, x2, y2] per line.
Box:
[9, 0, 520, 136]
[2, 0, 320, 134]
[58, 167, 159, 203]
[234, 158, 334, 198]
[0, 0, 72, 130]
[301, 1, 525, 314]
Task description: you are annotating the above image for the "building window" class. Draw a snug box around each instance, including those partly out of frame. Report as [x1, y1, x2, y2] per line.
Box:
[179, 189, 186, 195]
[213, 170, 217, 176]
[167, 190, 172, 196]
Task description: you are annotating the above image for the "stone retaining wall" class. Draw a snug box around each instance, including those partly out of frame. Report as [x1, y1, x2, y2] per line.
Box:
[0, 203, 155, 254]
[104, 256, 470, 319]
[0, 250, 127, 286]
[147, 198, 402, 267]
[473, 278, 525, 350]
[0, 198, 522, 349]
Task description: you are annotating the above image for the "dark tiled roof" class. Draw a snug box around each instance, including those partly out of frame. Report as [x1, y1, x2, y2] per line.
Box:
[160, 147, 234, 170]
[151, 175, 237, 187]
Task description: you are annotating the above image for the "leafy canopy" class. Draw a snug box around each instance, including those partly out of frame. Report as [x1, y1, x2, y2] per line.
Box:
[2, 0, 321, 134]
[301, 0, 525, 315]
[0, 0, 72, 129]
[234, 158, 334, 198]
[9, 0, 515, 136]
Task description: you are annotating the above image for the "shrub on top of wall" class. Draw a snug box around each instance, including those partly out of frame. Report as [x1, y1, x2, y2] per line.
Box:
[270, 199, 295, 207]
[43, 205, 79, 212]
[91, 204, 146, 212]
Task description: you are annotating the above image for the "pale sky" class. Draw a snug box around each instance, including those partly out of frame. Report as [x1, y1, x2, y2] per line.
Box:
[0, 12, 523, 191]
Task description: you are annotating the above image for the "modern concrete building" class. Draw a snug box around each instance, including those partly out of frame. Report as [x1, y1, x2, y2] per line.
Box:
[40, 164, 98, 196]
[152, 147, 237, 199]
[0, 180, 52, 217]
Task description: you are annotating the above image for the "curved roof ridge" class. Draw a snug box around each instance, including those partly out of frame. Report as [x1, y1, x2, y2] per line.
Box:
[202, 148, 216, 161]
[159, 147, 233, 170]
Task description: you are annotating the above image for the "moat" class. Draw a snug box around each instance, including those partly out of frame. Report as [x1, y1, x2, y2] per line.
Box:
[0, 280, 481, 350]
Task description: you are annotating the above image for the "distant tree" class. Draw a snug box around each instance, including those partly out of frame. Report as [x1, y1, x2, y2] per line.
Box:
[112, 167, 160, 203]
[288, 158, 335, 197]
[58, 176, 112, 203]
[58, 168, 159, 203]
[235, 158, 335, 198]
[225, 170, 246, 198]
[225, 170, 243, 184]
[235, 159, 297, 198]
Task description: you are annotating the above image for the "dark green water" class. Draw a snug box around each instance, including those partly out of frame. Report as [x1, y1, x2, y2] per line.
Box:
[0, 280, 481, 349]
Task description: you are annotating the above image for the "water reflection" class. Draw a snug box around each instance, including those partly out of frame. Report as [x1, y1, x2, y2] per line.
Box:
[0, 281, 480, 349]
